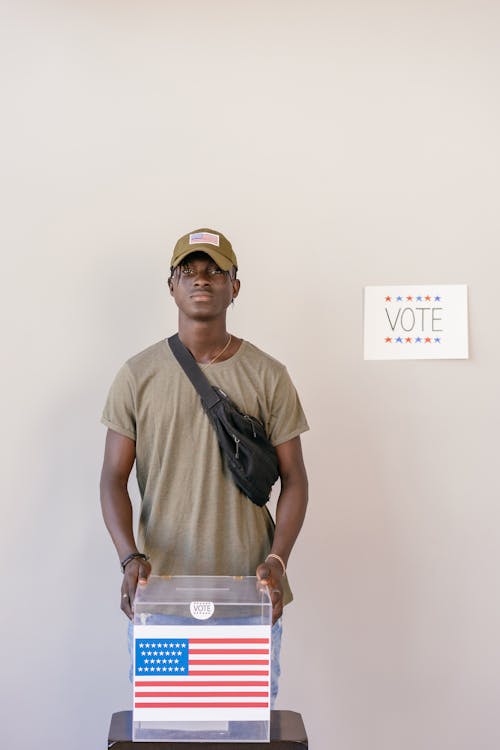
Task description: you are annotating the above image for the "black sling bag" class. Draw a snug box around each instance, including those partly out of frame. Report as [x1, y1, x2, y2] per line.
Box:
[168, 334, 279, 507]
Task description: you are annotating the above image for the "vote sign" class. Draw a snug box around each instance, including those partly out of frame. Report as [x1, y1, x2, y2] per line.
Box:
[364, 285, 468, 360]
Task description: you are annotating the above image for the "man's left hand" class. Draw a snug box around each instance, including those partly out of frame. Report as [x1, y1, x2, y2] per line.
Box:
[256, 559, 284, 624]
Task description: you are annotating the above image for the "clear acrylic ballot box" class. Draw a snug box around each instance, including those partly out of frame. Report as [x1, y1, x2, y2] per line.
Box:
[132, 575, 272, 743]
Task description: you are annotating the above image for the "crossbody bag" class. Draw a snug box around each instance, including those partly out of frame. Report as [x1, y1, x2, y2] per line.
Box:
[168, 334, 279, 507]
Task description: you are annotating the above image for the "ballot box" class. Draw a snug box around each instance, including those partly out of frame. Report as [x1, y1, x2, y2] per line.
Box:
[132, 575, 272, 742]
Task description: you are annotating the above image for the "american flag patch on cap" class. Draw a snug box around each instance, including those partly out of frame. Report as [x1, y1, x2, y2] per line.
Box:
[189, 232, 220, 247]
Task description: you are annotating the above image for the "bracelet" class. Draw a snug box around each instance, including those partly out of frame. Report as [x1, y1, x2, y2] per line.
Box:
[120, 552, 149, 573]
[266, 553, 286, 576]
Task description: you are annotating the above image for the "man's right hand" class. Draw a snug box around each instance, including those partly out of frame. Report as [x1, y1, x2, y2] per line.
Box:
[100, 430, 151, 620]
[120, 557, 152, 620]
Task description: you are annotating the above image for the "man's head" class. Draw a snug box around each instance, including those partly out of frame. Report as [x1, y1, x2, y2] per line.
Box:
[168, 229, 240, 320]
[170, 229, 238, 273]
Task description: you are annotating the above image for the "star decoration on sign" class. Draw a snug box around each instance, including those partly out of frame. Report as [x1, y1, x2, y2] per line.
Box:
[382, 336, 443, 344]
[384, 293, 444, 303]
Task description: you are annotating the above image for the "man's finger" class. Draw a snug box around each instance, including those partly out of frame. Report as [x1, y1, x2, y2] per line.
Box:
[256, 563, 272, 583]
[120, 588, 134, 620]
[269, 586, 283, 624]
[270, 587, 282, 603]
[138, 561, 151, 585]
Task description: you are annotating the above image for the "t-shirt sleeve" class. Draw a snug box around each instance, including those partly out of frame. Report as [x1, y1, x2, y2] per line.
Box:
[266, 367, 310, 447]
[100, 363, 137, 441]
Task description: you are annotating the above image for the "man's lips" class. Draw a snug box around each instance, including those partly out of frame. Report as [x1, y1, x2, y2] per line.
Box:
[190, 291, 213, 299]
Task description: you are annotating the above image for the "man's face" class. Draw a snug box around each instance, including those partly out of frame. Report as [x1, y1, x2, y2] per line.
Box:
[168, 252, 240, 321]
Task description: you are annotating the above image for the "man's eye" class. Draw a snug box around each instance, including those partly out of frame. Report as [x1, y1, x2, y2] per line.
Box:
[180, 266, 224, 277]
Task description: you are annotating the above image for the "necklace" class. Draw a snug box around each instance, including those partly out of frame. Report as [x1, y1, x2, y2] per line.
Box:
[201, 335, 232, 367]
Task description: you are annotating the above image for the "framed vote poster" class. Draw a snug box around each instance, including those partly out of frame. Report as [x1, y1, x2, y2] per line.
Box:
[364, 285, 469, 360]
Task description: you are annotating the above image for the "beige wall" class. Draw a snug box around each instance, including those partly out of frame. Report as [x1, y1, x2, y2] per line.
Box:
[2, 2, 499, 748]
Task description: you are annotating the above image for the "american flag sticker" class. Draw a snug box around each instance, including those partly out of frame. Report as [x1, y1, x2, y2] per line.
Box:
[133, 625, 270, 722]
[189, 231, 220, 247]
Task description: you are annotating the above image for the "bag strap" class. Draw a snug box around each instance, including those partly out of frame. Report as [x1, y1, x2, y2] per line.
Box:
[168, 334, 221, 409]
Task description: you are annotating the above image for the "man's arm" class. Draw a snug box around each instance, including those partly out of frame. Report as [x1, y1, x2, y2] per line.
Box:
[100, 428, 151, 619]
[256, 435, 308, 624]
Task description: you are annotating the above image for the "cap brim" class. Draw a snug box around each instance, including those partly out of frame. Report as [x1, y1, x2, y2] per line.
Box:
[171, 246, 234, 271]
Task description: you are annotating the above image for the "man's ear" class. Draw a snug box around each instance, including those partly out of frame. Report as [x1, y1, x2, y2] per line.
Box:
[231, 278, 241, 301]
[168, 278, 174, 295]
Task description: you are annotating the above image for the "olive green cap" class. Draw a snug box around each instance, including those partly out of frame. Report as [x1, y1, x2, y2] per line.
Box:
[170, 228, 238, 271]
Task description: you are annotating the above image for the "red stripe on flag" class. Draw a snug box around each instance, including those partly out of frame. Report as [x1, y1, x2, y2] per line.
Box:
[188, 638, 269, 644]
[135, 680, 269, 687]
[135, 691, 268, 698]
[135, 702, 269, 709]
[189, 659, 268, 665]
[184, 670, 268, 676]
[190, 648, 269, 654]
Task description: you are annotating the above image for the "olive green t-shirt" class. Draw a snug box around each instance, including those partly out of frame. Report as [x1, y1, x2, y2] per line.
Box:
[101, 338, 309, 606]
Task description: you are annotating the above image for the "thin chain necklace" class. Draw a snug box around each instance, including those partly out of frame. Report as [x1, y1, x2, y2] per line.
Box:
[201, 334, 232, 367]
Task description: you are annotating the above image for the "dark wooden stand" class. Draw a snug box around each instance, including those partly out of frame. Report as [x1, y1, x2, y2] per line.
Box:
[108, 710, 308, 749]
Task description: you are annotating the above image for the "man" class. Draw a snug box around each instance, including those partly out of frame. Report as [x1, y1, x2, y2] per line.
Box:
[100, 228, 309, 704]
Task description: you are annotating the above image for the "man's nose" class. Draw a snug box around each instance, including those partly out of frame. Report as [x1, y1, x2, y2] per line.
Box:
[192, 269, 211, 285]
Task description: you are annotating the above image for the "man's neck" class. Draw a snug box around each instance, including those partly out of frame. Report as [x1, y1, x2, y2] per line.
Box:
[177, 318, 231, 364]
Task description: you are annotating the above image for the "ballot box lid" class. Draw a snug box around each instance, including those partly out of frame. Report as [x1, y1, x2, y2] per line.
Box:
[134, 575, 271, 607]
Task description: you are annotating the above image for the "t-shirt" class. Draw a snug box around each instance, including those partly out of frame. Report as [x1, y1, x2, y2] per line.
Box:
[101, 338, 309, 606]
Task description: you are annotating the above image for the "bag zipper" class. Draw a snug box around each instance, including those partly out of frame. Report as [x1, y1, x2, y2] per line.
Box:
[244, 414, 257, 438]
[232, 435, 240, 459]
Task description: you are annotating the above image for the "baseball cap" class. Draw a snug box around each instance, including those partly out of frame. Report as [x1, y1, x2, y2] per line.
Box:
[170, 228, 238, 271]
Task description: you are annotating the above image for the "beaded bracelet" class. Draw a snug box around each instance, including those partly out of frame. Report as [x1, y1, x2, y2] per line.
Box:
[265, 553, 286, 576]
[120, 552, 149, 573]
